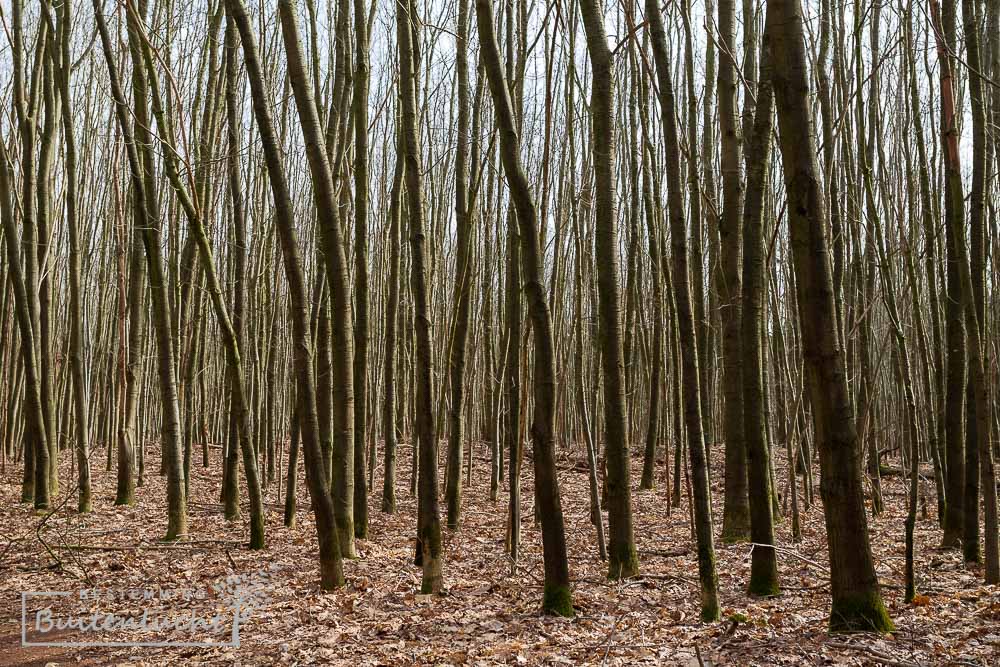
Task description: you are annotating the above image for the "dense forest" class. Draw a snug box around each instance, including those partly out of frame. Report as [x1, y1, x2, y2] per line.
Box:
[1, 0, 999, 662]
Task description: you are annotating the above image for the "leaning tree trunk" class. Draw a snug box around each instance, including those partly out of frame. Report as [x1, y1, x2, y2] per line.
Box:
[93, 0, 187, 540]
[477, 0, 574, 616]
[276, 0, 357, 559]
[11, 0, 50, 510]
[126, 2, 267, 549]
[0, 137, 50, 514]
[226, 0, 344, 588]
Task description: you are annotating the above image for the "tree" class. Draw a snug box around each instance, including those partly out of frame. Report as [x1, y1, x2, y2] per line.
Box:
[226, 0, 344, 588]
[718, 0, 750, 544]
[397, 0, 444, 593]
[766, 0, 893, 631]
[646, 0, 720, 622]
[445, 0, 476, 530]
[740, 32, 779, 597]
[578, 0, 638, 580]
[276, 0, 358, 559]
[92, 0, 187, 540]
[477, 0, 573, 615]
[353, 0, 372, 540]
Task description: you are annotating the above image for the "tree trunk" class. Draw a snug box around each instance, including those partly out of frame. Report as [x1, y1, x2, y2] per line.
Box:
[767, 0, 892, 631]
[646, 0, 720, 622]
[397, 0, 444, 593]
[578, 0, 638, 580]
[477, 0, 573, 616]
[227, 0, 344, 587]
[741, 38, 779, 597]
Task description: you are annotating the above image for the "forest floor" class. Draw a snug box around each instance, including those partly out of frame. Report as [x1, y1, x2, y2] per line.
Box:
[1, 440, 998, 666]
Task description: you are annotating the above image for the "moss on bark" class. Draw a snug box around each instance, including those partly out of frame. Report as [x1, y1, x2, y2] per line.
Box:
[542, 583, 574, 618]
[829, 591, 894, 633]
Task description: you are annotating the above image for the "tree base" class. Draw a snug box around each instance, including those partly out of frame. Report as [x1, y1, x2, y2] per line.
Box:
[700, 595, 721, 622]
[829, 591, 894, 633]
[748, 572, 780, 597]
[420, 558, 443, 595]
[542, 583, 574, 618]
[720, 527, 751, 544]
[608, 547, 640, 580]
[320, 559, 345, 590]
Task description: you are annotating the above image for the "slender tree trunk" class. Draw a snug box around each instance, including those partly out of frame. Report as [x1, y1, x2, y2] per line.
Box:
[445, 0, 476, 530]
[646, 0, 720, 622]
[94, 0, 187, 539]
[932, 0, 999, 582]
[116, 233, 145, 507]
[276, 0, 357, 559]
[382, 132, 404, 515]
[227, 0, 343, 587]
[578, 0, 638, 580]
[352, 0, 371, 541]
[0, 138, 50, 513]
[50, 0, 91, 512]
[717, 0, 749, 544]
[397, 0, 444, 593]
[741, 39, 779, 596]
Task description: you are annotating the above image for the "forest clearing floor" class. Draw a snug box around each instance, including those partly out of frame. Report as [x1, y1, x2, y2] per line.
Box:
[1, 441, 998, 666]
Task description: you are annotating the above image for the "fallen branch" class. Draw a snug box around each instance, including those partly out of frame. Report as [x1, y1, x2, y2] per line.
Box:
[749, 543, 830, 573]
[826, 641, 922, 667]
